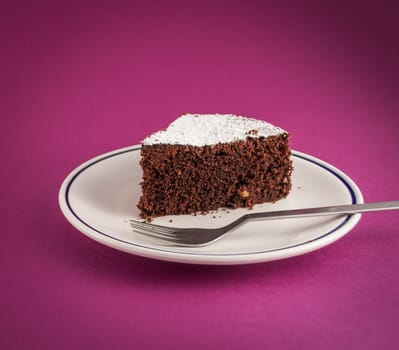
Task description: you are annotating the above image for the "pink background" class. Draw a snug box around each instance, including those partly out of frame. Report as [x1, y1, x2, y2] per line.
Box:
[2, 1, 399, 349]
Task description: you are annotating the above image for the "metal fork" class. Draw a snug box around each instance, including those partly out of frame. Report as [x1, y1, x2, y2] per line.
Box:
[129, 201, 399, 246]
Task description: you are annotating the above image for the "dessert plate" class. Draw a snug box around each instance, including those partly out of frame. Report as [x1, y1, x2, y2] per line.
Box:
[59, 145, 363, 265]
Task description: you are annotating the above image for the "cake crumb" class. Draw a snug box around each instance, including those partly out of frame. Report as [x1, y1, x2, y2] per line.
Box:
[240, 190, 250, 198]
[246, 129, 259, 136]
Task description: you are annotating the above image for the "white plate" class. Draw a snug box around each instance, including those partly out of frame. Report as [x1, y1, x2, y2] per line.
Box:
[59, 145, 363, 265]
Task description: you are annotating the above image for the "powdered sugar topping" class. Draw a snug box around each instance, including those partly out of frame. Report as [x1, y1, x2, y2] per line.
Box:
[142, 113, 286, 146]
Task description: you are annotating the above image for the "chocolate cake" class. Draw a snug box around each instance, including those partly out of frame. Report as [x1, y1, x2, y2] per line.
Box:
[137, 114, 292, 219]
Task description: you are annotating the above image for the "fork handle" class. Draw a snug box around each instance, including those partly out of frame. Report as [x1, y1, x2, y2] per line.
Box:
[245, 200, 399, 221]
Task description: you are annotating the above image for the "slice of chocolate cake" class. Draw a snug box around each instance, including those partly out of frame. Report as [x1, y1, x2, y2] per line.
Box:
[137, 114, 292, 219]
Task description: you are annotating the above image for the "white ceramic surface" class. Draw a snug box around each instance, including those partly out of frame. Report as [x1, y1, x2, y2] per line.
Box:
[59, 145, 363, 265]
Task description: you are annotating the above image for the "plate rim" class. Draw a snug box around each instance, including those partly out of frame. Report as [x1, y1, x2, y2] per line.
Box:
[58, 145, 364, 265]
